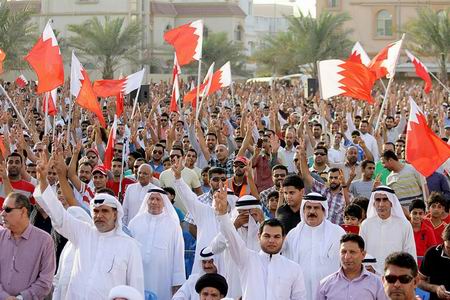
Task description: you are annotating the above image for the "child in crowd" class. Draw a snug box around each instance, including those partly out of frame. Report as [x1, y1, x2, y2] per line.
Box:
[424, 192, 448, 244]
[163, 186, 185, 223]
[266, 190, 279, 218]
[341, 204, 363, 234]
[409, 199, 436, 265]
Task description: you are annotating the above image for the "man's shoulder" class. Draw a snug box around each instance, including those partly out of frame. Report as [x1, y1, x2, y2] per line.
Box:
[29, 224, 53, 241]
[319, 269, 340, 286]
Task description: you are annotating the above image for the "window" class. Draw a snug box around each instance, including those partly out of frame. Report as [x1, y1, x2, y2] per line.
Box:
[376, 10, 393, 36]
[328, 0, 339, 8]
[235, 25, 243, 41]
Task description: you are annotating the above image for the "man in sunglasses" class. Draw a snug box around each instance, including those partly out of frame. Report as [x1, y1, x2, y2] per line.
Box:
[149, 143, 165, 179]
[383, 252, 420, 300]
[33, 157, 144, 299]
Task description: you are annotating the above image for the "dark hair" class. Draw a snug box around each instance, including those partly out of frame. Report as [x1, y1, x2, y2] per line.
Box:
[282, 174, 304, 190]
[272, 164, 288, 173]
[354, 115, 362, 120]
[111, 158, 122, 165]
[344, 204, 363, 220]
[382, 150, 398, 161]
[340, 233, 365, 250]
[427, 192, 447, 209]
[163, 187, 176, 197]
[171, 146, 184, 156]
[7, 152, 23, 164]
[162, 157, 171, 164]
[259, 218, 285, 236]
[443, 223, 450, 241]
[187, 148, 198, 156]
[351, 130, 361, 137]
[384, 252, 418, 277]
[135, 157, 146, 164]
[79, 161, 93, 170]
[154, 143, 165, 150]
[206, 132, 217, 139]
[384, 142, 396, 151]
[360, 119, 369, 125]
[313, 123, 322, 130]
[267, 191, 279, 200]
[208, 167, 226, 178]
[314, 145, 328, 155]
[361, 160, 375, 169]
[352, 196, 369, 215]
[128, 151, 143, 160]
[96, 188, 115, 197]
[328, 167, 341, 174]
[11, 193, 31, 217]
[201, 166, 211, 175]
[385, 116, 395, 122]
[161, 112, 169, 119]
[409, 199, 426, 212]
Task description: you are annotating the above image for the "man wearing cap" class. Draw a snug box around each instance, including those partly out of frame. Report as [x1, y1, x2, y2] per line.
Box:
[92, 165, 108, 192]
[213, 183, 307, 299]
[128, 187, 185, 299]
[283, 192, 346, 299]
[173, 247, 222, 300]
[33, 155, 144, 299]
[195, 273, 228, 300]
[360, 186, 417, 274]
[227, 156, 259, 198]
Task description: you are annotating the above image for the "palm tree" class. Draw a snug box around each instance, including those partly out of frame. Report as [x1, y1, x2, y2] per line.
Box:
[406, 8, 449, 85]
[0, 5, 36, 70]
[254, 11, 353, 77]
[67, 17, 142, 79]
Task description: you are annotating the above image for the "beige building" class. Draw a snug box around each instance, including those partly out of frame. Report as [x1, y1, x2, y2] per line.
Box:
[316, 0, 449, 58]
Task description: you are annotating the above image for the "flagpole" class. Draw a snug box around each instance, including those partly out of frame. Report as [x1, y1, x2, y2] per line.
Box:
[0, 84, 30, 131]
[118, 134, 126, 202]
[195, 59, 202, 120]
[66, 95, 73, 149]
[429, 71, 450, 94]
[44, 92, 49, 135]
[374, 33, 406, 131]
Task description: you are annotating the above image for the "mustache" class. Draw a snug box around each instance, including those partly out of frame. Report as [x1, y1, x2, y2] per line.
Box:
[307, 213, 317, 218]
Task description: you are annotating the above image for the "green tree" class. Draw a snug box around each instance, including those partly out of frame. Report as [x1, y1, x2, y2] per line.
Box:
[0, 5, 36, 70]
[406, 8, 449, 85]
[67, 16, 142, 79]
[254, 11, 353, 77]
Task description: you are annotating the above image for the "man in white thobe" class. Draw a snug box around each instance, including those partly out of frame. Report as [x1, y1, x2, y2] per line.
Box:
[214, 182, 307, 300]
[173, 247, 222, 300]
[33, 159, 144, 300]
[283, 192, 346, 299]
[359, 186, 417, 274]
[122, 164, 158, 225]
[128, 187, 185, 299]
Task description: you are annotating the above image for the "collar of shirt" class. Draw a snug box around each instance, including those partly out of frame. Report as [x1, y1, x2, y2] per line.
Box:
[7, 223, 33, 240]
[338, 266, 370, 282]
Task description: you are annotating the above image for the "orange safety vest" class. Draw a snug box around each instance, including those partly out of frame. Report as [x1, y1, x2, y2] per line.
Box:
[228, 178, 251, 197]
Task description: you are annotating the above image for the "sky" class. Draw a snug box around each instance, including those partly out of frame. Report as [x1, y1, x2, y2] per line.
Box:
[253, 0, 316, 16]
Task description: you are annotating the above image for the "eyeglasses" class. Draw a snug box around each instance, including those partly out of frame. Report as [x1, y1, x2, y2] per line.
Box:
[273, 174, 286, 178]
[2, 206, 23, 213]
[170, 154, 181, 159]
[211, 177, 227, 182]
[33, 149, 44, 153]
[233, 164, 245, 168]
[93, 199, 105, 205]
[87, 156, 97, 159]
[114, 149, 123, 153]
[161, 119, 168, 122]
[153, 150, 163, 155]
[384, 274, 414, 284]
[314, 152, 326, 156]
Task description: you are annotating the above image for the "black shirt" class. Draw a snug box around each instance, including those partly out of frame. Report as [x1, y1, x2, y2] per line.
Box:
[419, 244, 450, 300]
[276, 204, 301, 234]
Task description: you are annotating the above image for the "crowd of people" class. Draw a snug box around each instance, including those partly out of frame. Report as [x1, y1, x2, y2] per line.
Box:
[0, 78, 449, 300]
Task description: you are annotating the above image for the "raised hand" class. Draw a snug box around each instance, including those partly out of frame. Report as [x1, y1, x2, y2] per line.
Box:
[213, 181, 228, 215]
[171, 156, 184, 180]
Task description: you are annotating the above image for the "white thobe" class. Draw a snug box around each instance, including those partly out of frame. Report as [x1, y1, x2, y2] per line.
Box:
[129, 212, 185, 300]
[174, 179, 224, 274]
[361, 132, 379, 161]
[34, 186, 144, 300]
[172, 273, 201, 300]
[52, 241, 76, 300]
[283, 220, 345, 300]
[218, 214, 307, 300]
[360, 216, 417, 274]
[122, 182, 158, 225]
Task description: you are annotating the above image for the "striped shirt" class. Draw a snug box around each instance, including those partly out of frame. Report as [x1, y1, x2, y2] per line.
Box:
[312, 178, 349, 225]
[386, 164, 424, 206]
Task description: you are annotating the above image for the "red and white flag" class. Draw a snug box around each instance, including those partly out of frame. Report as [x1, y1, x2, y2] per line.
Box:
[183, 62, 232, 103]
[368, 37, 404, 80]
[70, 51, 106, 127]
[25, 20, 64, 93]
[15, 75, 28, 88]
[169, 55, 181, 112]
[406, 97, 450, 177]
[103, 116, 117, 171]
[164, 20, 203, 66]
[405, 50, 432, 94]
[318, 59, 377, 104]
[42, 88, 57, 116]
[348, 42, 371, 67]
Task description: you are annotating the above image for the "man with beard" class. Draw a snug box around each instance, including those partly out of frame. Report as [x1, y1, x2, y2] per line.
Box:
[276, 174, 305, 233]
[350, 160, 376, 199]
[184, 148, 202, 181]
[106, 158, 135, 201]
[283, 192, 346, 299]
[149, 143, 165, 179]
[279, 129, 297, 173]
[213, 183, 306, 299]
[259, 165, 287, 211]
[331, 146, 364, 183]
[385, 113, 406, 143]
[299, 145, 351, 224]
[309, 145, 330, 175]
[228, 156, 259, 199]
[0, 153, 35, 207]
[208, 145, 234, 178]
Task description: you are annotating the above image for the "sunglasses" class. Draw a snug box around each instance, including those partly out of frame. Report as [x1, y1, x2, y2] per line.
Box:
[211, 177, 227, 182]
[170, 154, 181, 159]
[273, 174, 286, 178]
[114, 149, 123, 153]
[153, 150, 163, 155]
[384, 274, 414, 284]
[314, 152, 326, 156]
[2, 206, 22, 213]
[94, 199, 105, 205]
[87, 156, 97, 159]
[233, 164, 245, 168]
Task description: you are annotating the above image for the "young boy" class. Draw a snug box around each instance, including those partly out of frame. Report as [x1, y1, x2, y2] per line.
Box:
[424, 192, 448, 244]
[409, 199, 436, 263]
[341, 204, 363, 233]
[265, 190, 279, 218]
[163, 186, 185, 223]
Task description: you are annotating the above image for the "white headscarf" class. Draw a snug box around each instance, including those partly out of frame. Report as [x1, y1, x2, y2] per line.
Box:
[231, 195, 262, 245]
[90, 193, 127, 237]
[367, 186, 406, 220]
[67, 206, 91, 224]
[134, 187, 179, 225]
[108, 285, 142, 300]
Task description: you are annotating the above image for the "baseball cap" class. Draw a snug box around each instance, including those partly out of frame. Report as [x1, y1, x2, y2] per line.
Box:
[234, 156, 249, 166]
[86, 148, 99, 158]
[92, 165, 107, 176]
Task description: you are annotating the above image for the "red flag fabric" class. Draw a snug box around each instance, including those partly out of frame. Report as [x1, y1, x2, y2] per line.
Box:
[103, 116, 117, 171]
[24, 21, 64, 93]
[406, 97, 450, 177]
[368, 38, 403, 80]
[0, 135, 6, 158]
[348, 42, 371, 67]
[42, 88, 57, 116]
[0, 49, 6, 74]
[184, 62, 232, 103]
[92, 79, 125, 98]
[70, 52, 106, 127]
[318, 59, 377, 104]
[164, 20, 203, 66]
[15, 75, 28, 88]
[169, 55, 181, 112]
[116, 93, 124, 117]
[405, 50, 432, 94]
